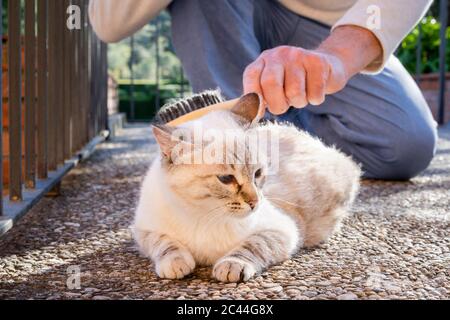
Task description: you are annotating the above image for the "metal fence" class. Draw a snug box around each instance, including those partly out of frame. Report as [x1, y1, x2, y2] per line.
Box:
[0, 0, 108, 235]
[409, 0, 448, 124]
[437, 0, 447, 124]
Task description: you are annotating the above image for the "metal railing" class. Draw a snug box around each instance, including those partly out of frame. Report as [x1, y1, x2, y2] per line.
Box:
[126, 15, 189, 122]
[0, 0, 108, 235]
[438, 0, 447, 124]
[413, 0, 448, 125]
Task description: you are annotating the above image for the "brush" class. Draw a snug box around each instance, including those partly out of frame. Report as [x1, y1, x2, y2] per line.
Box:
[154, 90, 239, 127]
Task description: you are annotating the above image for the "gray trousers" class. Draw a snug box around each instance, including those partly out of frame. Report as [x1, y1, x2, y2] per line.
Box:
[168, 0, 438, 180]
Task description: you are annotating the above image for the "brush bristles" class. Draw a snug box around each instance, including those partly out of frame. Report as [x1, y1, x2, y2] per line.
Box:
[154, 90, 224, 124]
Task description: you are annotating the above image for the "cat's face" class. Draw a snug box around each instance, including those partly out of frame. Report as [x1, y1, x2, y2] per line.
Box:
[165, 161, 266, 218]
[153, 93, 267, 218]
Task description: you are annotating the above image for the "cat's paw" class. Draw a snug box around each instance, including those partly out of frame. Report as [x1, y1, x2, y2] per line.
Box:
[155, 249, 196, 280]
[212, 258, 257, 283]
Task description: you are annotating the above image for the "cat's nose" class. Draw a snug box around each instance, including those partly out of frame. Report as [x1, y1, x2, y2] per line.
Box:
[247, 199, 258, 210]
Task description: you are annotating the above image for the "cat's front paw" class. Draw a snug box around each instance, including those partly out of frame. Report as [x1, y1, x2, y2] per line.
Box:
[212, 258, 257, 283]
[155, 249, 195, 280]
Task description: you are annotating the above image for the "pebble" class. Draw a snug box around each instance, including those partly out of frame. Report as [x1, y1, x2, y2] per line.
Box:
[265, 285, 283, 293]
[337, 293, 358, 300]
[92, 295, 112, 300]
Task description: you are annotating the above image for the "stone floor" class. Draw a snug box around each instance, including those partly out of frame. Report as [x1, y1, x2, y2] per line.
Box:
[0, 123, 449, 300]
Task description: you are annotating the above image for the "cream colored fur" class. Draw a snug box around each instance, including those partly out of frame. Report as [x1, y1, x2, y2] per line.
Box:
[132, 93, 360, 282]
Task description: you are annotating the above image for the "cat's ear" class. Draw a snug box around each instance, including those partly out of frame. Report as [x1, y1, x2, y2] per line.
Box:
[152, 124, 194, 161]
[152, 124, 178, 158]
[231, 92, 264, 125]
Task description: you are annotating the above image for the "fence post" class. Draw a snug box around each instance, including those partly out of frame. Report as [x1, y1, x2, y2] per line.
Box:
[438, 0, 448, 125]
[0, 0, 3, 214]
[64, 0, 72, 158]
[55, 0, 65, 165]
[25, 0, 37, 189]
[155, 18, 161, 110]
[416, 22, 422, 81]
[47, 0, 57, 171]
[129, 36, 135, 121]
[8, 0, 23, 201]
[37, 0, 48, 179]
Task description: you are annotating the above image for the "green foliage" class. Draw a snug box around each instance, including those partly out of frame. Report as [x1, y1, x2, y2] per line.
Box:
[108, 11, 187, 84]
[397, 16, 450, 74]
[118, 83, 187, 121]
[108, 11, 191, 120]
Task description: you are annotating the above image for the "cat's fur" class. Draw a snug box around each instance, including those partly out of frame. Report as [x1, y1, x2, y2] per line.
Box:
[132, 92, 360, 282]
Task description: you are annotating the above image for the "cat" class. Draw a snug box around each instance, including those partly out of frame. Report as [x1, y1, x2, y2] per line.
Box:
[132, 92, 361, 283]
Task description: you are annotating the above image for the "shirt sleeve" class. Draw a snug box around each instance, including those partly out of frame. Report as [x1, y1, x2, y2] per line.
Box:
[89, 0, 172, 43]
[331, 0, 433, 73]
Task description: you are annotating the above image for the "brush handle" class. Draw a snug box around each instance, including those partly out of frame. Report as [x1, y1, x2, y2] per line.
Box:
[167, 98, 240, 127]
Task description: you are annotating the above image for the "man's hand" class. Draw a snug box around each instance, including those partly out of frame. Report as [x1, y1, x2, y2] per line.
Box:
[243, 26, 382, 115]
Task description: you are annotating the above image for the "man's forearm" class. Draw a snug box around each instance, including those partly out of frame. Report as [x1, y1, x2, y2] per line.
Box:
[317, 25, 383, 80]
[89, 0, 172, 43]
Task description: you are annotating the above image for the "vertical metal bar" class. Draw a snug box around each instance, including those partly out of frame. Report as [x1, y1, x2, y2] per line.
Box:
[25, 0, 37, 189]
[91, 31, 96, 133]
[86, 8, 92, 140]
[94, 33, 99, 132]
[47, 0, 57, 170]
[8, 0, 22, 201]
[416, 22, 422, 82]
[76, 0, 82, 151]
[155, 19, 160, 110]
[64, 0, 72, 158]
[0, 0, 3, 214]
[55, 0, 64, 164]
[37, 0, 48, 179]
[71, 0, 79, 153]
[89, 22, 96, 138]
[99, 40, 103, 131]
[78, 0, 86, 147]
[101, 41, 108, 131]
[438, 0, 448, 125]
[83, 0, 89, 144]
[129, 35, 135, 121]
[96, 33, 100, 132]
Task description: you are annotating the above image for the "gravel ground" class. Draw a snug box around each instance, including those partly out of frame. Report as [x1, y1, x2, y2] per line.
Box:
[0, 123, 449, 300]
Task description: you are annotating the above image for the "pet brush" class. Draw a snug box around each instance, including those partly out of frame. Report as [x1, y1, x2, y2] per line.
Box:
[154, 90, 240, 127]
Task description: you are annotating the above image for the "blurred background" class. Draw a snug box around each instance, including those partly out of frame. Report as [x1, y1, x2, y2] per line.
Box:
[108, 1, 450, 124]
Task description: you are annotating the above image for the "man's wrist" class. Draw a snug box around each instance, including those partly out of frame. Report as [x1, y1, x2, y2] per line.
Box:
[316, 25, 382, 79]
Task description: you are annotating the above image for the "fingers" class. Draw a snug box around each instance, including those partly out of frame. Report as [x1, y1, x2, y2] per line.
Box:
[304, 55, 329, 106]
[243, 47, 343, 114]
[243, 59, 264, 96]
[284, 66, 307, 108]
[260, 61, 288, 115]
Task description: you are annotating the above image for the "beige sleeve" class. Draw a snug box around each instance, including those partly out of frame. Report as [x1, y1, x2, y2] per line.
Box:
[89, 0, 172, 43]
[332, 0, 432, 74]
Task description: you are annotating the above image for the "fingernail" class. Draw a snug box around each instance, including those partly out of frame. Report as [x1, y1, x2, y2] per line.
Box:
[288, 98, 306, 108]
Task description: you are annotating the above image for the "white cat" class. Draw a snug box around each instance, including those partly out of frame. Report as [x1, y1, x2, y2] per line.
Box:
[132, 92, 360, 282]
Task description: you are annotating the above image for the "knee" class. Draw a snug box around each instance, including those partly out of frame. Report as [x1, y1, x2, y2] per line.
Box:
[366, 121, 438, 180]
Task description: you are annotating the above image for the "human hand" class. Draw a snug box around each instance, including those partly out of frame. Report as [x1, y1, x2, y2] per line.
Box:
[243, 46, 349, 114]
[243, 26, 382, 115]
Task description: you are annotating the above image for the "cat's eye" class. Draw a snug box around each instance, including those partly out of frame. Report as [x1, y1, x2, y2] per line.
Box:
[255, 168, 262, 179]
[217, 175, 236, 185]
